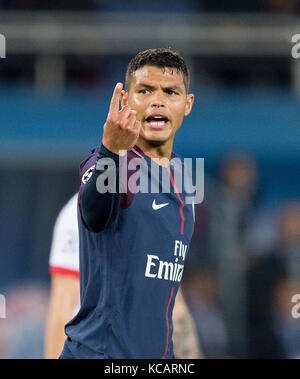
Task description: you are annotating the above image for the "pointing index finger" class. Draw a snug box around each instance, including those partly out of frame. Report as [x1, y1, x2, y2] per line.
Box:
[109, 82, 123, 115]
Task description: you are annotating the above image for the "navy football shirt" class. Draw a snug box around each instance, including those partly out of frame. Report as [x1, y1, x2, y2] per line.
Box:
[64, 144, 195, 358]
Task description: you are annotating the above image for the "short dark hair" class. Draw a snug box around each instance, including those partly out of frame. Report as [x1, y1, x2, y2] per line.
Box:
[125, 48, 190, 92]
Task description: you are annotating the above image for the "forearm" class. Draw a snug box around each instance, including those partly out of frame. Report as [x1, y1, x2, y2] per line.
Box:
[79, 144, 122, 232]
[173, 309, 203, 359]
[173, 289, 204, 359]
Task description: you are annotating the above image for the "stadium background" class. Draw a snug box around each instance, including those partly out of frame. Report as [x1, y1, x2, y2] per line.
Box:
[0, 0, 299, 358]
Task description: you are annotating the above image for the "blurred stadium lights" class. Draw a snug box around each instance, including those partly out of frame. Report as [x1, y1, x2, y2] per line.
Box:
[0, 11, 298, 55]
[1, 11, 300, 92]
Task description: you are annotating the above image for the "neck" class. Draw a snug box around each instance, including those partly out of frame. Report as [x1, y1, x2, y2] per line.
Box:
[136, 137, 173, 161]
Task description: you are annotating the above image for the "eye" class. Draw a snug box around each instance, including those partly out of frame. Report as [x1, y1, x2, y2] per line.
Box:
[138, 89, 150, 94]
[166, 89, 177, 95]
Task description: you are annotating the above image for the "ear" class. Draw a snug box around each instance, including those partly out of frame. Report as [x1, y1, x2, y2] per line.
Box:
[184, 94, 194, 116]
[121, 90, 128, 107]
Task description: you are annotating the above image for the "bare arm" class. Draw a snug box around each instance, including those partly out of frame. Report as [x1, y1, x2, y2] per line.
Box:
[44, 274, 80, 359]
[173, 287, 204, 359]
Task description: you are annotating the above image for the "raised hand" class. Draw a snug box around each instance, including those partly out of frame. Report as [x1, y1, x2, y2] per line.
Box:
[102, 83, 141, 155]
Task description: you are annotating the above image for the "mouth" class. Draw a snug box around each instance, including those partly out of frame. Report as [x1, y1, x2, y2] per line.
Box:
[144, 115, 170, 130]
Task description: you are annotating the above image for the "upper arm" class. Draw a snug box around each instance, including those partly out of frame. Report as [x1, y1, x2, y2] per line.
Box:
[78, 146, 123, 232]
[45, 274, 80, 358]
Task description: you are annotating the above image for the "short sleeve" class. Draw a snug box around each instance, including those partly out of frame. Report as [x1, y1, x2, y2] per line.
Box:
[49, 194, 80, 278]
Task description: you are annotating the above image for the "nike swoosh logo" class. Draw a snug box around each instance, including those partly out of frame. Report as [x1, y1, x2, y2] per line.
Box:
[152, 200, 169, 210]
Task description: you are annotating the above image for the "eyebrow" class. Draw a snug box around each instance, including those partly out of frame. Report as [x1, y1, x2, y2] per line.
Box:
[135, 83, 183, 92]
[135, 83, 155, 90]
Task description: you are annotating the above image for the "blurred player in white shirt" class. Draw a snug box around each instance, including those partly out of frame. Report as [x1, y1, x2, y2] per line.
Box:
[45, 194, 80, 359]
[48, 194, 79, 279]
[45, 194, 202, 359]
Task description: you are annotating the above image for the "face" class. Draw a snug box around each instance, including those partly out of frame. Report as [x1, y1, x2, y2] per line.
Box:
[121, 65, 194, 148]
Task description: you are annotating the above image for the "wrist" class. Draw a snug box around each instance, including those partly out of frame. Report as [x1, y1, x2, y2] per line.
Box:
[100, 144, 126, 159]
[101, 142, 127, 157]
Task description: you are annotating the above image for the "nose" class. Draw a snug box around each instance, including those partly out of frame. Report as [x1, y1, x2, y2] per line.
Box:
[150, 101, 166, 110]
[150, 92, 166, 108]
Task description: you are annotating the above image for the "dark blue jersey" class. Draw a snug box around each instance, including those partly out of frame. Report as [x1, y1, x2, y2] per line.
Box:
[64, 144, 195, 359]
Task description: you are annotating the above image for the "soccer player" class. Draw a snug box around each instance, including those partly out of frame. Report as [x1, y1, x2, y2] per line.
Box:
[60, 48, 196, 359]
[45, 193, 80, 359]
[45, 196, 202, 359]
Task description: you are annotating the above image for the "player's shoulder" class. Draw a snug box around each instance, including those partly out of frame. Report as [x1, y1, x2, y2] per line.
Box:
[80, 147, 100, 175]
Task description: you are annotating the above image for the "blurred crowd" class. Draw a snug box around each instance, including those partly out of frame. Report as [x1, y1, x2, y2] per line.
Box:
[182, 152, 300, 358]
[1, 0, 300, 13]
